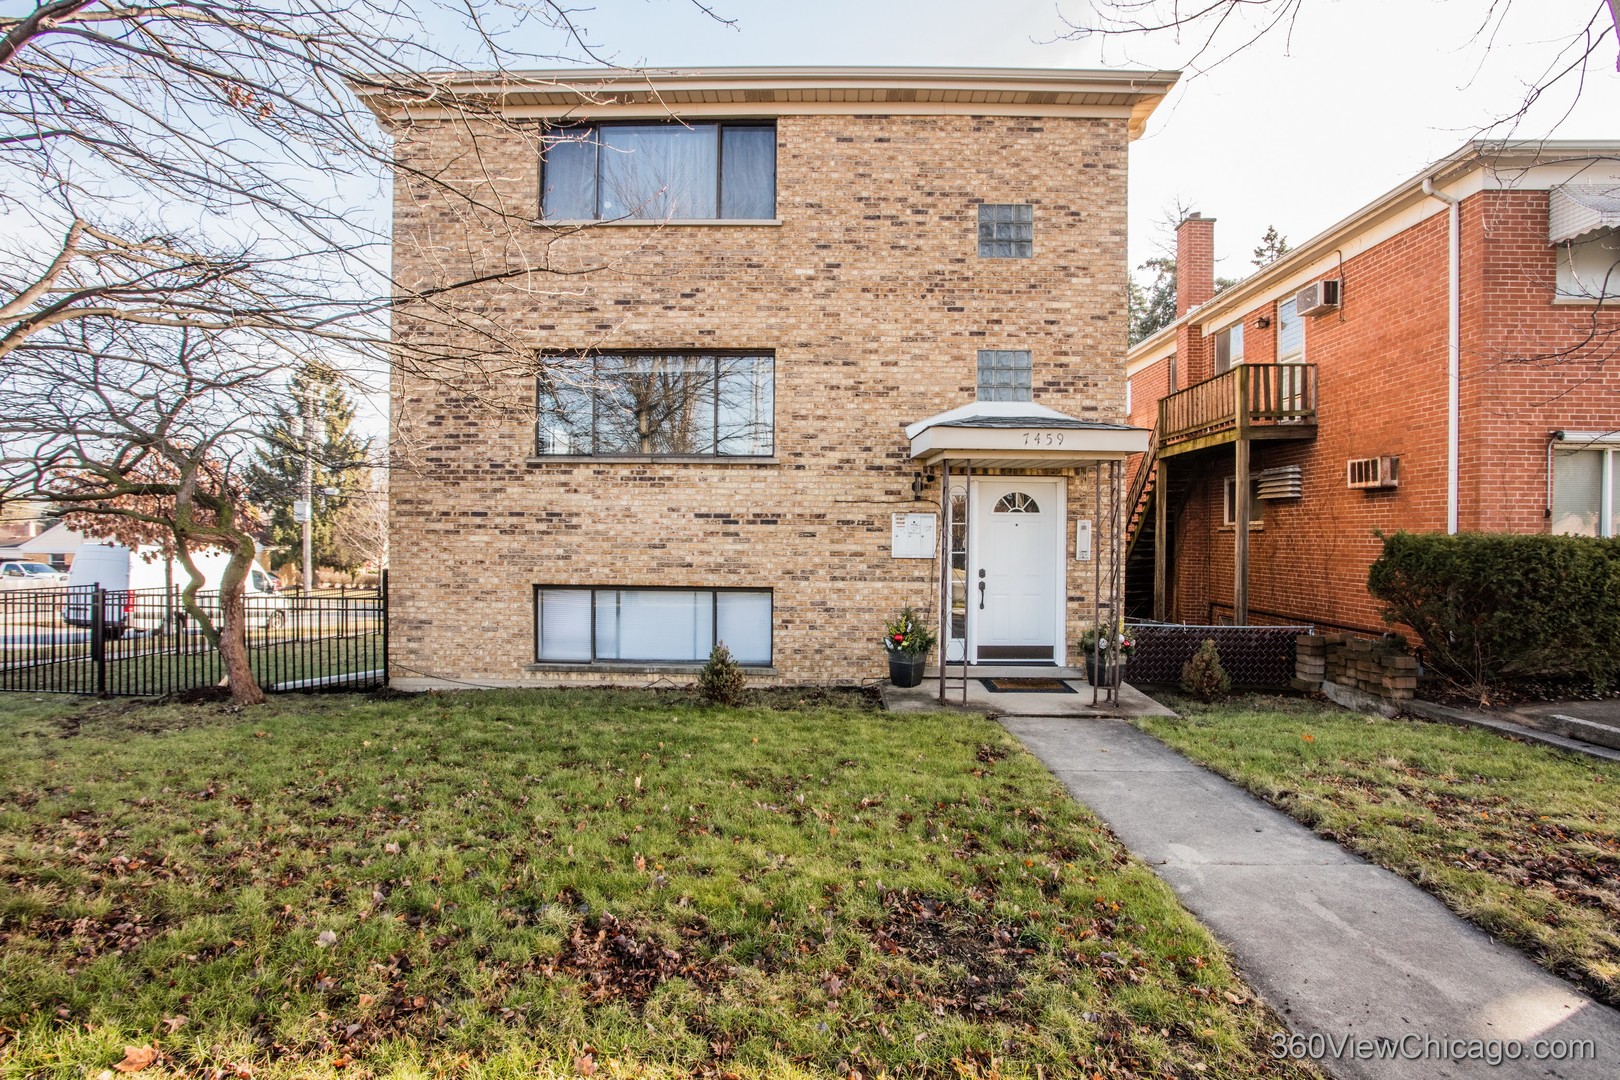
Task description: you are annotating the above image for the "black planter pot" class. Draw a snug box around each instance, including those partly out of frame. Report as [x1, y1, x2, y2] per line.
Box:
[888, 653, 927, 688]
[1085, 653, 1127, 686]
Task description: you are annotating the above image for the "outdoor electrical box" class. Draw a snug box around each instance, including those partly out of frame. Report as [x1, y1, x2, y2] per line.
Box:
[1075, 519, 1093, 561]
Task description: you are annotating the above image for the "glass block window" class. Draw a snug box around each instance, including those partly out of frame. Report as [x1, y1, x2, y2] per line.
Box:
[977, 349, 1033, 402]
[978, 204, 1034, 258]
[536, 587, 772, 665]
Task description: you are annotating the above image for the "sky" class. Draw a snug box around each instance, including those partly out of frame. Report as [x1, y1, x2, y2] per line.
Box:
[514, 0, 1620, 279]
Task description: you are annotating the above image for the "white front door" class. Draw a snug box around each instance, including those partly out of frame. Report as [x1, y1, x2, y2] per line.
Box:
[969, 479, 1063, 663]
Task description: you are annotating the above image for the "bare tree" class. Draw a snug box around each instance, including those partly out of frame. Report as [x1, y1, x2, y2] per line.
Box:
[1058, 1, 1619, 134]
[330, 473, 389, 581]
[0, 2, 725, 698]
[0, 321, 280, 703]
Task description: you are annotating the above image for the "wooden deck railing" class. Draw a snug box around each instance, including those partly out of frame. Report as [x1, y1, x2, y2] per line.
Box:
[1159, 363, 1318, 447]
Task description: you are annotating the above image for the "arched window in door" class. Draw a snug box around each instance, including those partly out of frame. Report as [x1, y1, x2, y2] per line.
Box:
[993, 491, 1040, 514]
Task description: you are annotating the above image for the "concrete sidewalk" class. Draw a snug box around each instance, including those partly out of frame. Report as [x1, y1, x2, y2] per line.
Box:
[1003, 716, 1620, 1080]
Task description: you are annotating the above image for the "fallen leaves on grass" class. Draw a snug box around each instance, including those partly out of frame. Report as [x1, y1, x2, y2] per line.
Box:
[113, 1045, 158, 1073]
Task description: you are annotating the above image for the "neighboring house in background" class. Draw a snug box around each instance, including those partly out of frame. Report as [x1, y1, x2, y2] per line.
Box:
[0, 522, 90, 572]
[1126, 141, 1620, 636]
[357, 66, 1176, 688]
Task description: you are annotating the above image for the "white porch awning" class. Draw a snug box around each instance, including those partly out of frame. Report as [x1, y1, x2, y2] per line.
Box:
[1549, 185, 1620, 245]
[905, 401, 1150, 470]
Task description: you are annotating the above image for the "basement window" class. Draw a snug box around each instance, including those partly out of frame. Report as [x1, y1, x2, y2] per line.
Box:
[536, 587, 773, 665]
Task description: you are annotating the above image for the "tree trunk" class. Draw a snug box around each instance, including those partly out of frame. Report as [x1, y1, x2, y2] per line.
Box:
[216, 534, 266, 706]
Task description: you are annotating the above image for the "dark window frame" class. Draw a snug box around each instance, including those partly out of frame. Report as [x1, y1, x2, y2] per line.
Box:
[540, 120, 778, 222]
[535, 349, 776, 459]
[534, 585, 775, 665]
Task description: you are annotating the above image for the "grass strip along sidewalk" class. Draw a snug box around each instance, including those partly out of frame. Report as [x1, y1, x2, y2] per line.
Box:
[0, 690, 1315, 1079]
[1137, 694, 1620, 1009]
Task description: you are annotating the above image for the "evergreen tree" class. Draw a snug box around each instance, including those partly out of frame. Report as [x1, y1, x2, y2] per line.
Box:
[247, 360, 371, 579]
[1252, 224, 1291, 268]
[1128, 255, 1178, 344]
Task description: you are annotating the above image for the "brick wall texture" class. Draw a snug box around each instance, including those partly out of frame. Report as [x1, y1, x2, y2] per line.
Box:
[387, 112, 1134, 686]
[1138, 189, 1620, 634]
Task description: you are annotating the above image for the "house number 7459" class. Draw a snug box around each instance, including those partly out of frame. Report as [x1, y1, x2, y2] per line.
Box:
[1022, 432, 1065, 446]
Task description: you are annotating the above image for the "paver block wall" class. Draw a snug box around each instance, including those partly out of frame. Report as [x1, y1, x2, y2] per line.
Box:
[387, 113, 1133, 686]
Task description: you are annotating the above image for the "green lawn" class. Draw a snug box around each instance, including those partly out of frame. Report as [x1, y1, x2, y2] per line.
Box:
[1136, 694, 1620, 1008]
[0, 690, 1314, 1079]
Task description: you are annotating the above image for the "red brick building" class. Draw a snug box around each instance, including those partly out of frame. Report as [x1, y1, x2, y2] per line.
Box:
[1126, 141, 1620, 635]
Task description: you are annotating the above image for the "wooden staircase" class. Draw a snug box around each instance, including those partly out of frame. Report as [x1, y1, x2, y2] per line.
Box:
[1123, 431, 1191, 620]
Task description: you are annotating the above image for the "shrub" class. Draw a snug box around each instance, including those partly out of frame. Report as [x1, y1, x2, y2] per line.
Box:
[883, 605, 937, 658]
[1367, 531, 1620, 698]
[1180, 638, 1232, 702]
[698, 643, 747, 706]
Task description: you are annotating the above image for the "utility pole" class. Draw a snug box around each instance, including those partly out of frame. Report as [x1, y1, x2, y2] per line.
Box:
[289, 391, 316, 594]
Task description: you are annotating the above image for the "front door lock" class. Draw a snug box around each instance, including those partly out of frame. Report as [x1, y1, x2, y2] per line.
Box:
[978, 568, 986, 610]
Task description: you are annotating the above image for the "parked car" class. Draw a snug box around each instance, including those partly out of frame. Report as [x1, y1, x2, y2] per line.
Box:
[0, 560, 70, 590]
[61, 543, 286, 637]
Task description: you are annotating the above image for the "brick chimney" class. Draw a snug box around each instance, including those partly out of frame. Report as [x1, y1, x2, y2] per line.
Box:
[1175, 212, 1216, 316]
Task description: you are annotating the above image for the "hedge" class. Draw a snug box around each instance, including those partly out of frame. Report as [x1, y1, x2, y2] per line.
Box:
[1366, 531, 1620, 694]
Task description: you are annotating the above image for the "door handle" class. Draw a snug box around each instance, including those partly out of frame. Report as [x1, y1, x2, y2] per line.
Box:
[978, 580, 986, 609]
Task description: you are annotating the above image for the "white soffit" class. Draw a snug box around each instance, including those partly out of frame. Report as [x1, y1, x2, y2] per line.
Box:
[1549, 185, 1620, 245]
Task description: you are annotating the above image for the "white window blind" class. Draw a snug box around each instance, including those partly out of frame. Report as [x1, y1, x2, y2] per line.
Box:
[538, 587, 772, 664]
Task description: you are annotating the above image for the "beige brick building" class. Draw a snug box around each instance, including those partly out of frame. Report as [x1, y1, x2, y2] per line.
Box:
[360, 67, 1175, 688]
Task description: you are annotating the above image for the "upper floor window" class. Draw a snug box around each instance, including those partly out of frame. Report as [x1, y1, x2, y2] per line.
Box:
[536, 352, 774, 457]
[1276, 297, 1304, 362]
[1214, 322, 1245, 374]
[541, 122, 777, 222]
[977, 350, 1033, 402]
[978, 204, 1033, 258]
[1556, 229, 1620, 300]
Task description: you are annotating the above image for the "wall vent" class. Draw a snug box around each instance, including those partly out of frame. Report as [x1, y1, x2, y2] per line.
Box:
[1347, 456, 1400, 490]
[1255, 465, 1304, 500]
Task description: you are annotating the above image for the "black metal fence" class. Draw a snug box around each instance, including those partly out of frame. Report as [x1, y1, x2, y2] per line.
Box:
[1127, 621, 1311, 689]
[0, 584, 386, 696]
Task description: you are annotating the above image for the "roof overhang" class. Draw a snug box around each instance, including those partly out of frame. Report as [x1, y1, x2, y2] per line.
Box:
[353, 65, 1180, 137]
[1125, 140, 1620, 368]
[906, 401, 1150, 470]
[1550, 184, 1620, 244]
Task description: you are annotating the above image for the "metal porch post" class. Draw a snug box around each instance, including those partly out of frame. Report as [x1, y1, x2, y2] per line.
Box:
[938, 459, 950, 705]
[1233, 367, 1251, 625]
[1153, 456, 1169, 622]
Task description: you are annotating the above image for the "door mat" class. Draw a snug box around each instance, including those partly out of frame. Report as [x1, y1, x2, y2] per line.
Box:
[978, 677, 1077, 694]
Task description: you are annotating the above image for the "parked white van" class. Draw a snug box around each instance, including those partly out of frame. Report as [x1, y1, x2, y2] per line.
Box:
[62, 543, 285, 637]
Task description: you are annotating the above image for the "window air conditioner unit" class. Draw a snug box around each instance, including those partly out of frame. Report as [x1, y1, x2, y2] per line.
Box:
[1295, 279, 1341, 316]
[1347, 456, 1399, 490]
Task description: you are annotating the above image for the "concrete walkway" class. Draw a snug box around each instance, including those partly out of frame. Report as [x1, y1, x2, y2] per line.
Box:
[882, 668, 1176, 719]
[1003, 716, 1620, 1080]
